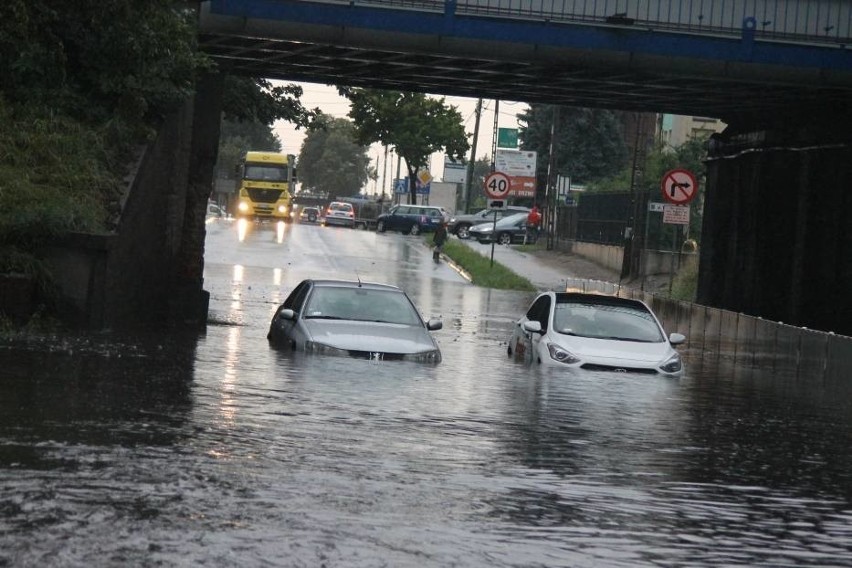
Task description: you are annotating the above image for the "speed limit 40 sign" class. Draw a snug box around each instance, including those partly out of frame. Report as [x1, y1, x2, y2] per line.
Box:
[483, 171, 511, 199]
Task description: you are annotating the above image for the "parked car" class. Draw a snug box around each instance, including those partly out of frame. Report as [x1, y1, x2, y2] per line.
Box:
[299, 206, 320, 223]
[508, 292, 685, 376]
[323, 201, 356, 228]
[206, 202, 224, 221]
[375, 204, 450, 235]
[448, 206, 529, 239]
[468, 212, 531, 244]
[267, 279, 443, 363]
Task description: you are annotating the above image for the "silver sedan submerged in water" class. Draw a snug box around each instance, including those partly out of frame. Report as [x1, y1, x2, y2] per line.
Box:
[267, 279, 442, 363]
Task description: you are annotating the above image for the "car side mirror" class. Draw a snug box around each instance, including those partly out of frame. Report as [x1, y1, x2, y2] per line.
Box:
[426, 318, 442, 331]
[669, 332, 686, 345]
[278, 308, 296, 321]
[523, 320, 542, 334]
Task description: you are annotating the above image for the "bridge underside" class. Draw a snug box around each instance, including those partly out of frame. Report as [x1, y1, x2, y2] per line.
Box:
[198, 1, 852, 125]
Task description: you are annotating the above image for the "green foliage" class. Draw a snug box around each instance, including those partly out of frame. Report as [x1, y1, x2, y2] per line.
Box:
[216, 118, 283, 180]
[0, 0, 208, 124]
[297, 116, 371, 197]
[439, 239, 536, 291]
[222, 77, 319, 128]
[670, 258, 699, 301]
[517, 105, 628, 184]
[341, 88, 469, 203]
[462, 157, 497, 211]
[0, 99, 126, 243]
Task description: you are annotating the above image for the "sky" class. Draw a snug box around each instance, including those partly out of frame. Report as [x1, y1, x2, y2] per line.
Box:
[271, 81, 529, 196]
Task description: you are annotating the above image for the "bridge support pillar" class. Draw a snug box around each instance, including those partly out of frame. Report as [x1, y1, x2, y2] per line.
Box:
[171, 72, 224, 327]
[697, 110, 852, 335]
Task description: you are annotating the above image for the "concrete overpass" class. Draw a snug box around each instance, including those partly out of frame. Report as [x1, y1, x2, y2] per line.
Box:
[198, 0, 852, 124]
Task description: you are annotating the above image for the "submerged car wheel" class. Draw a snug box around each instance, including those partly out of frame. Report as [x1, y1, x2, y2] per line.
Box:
[498, 232, 512, 245]
[409, 224, 421, 236]
[377, 220, 386, 233]
[456, 224, 471, 239]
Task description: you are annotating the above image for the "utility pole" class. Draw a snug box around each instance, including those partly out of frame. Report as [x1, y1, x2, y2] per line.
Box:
[463, 98, 483, 213]
[381, 145, 388, 201]
[490, 99, 500, 173]
[544, 105, 560, 251]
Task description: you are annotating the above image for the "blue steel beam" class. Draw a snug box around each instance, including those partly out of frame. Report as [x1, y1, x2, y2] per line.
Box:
[199, 0, 852, 121]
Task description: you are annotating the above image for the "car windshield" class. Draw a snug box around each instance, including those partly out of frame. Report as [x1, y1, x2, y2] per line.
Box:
[553, 301, 664, 342]
[304, 287, 423, 325]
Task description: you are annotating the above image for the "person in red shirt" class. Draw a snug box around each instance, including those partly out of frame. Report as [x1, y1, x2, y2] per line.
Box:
[526, 205, 542, 244]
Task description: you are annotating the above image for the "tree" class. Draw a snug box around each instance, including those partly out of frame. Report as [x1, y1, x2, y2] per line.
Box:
[517, 105, 628, 184]
[340, 88, 469, 204]
[0, 0, 206, 125]
[297, 116, 371, 197]
[222, 77, 319, 130]
[216, 118, 283, 181]
[466, 157, 497, 209]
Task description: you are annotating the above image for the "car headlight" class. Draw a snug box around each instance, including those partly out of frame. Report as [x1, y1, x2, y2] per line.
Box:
[278, 205, 288, 214]
[659, 352, 683, 374]
[238, 201, 249, 212]
[402, 350, 442, 363]
[546, 343, 581, 364]
[478, 227, 493, 234]
[304, 341, 349, 356]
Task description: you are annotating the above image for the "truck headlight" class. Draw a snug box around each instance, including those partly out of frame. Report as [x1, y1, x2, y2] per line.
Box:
[238, 201, 249, 212]
[278, 205, 288, 214]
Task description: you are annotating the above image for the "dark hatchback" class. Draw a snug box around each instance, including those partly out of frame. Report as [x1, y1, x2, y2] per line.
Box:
[375, 204, 450, 235]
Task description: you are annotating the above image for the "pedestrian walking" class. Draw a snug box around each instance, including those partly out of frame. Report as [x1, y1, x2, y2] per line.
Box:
[432, 222, 448, 262]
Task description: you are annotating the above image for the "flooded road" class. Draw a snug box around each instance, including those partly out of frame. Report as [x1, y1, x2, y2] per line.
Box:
[2, 219, 852, 567]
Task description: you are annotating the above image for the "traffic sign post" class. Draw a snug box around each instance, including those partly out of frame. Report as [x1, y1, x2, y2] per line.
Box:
[483, 171, 511, 199]
[661, 169, 698, 205]
[659, 169, 697, 296]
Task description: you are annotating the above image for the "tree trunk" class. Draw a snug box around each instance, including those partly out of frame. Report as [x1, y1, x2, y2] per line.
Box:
[407, 163, 418, 205]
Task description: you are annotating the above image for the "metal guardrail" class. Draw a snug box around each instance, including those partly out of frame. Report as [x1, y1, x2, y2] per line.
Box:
[563, 277, 852, 382]
[350, 0, 851, 44]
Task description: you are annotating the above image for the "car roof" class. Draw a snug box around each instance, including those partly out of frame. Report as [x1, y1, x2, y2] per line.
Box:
[398, 204, 443, 210]
[494, 212, 529, 225]
[307, 279, 404, 292]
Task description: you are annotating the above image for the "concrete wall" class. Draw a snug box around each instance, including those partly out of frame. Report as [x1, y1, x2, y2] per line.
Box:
[40, 103, 194, 329]
[698, 112, 852, 336]
[559, 240, 697, 277]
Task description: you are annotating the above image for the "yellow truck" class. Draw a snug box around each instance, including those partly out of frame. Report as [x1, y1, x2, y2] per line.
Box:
[235, 151, 295, 221]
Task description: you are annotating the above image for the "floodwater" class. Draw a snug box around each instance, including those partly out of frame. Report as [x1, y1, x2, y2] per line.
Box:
[2, 219, 852, 567]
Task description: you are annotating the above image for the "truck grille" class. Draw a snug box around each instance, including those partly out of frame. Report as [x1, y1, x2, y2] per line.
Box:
[247, 188, 283, 203]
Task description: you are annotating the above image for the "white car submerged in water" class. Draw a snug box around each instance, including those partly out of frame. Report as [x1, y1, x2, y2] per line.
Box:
[508, 292, 685, 376]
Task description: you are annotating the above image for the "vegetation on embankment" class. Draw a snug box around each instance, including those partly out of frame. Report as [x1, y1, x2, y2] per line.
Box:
[435, 238, 536, 292]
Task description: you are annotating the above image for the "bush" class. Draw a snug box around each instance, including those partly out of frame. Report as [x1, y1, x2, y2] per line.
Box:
[670, 259, 698, 301]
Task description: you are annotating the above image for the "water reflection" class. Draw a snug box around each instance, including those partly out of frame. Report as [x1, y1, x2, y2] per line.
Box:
[3, 228, 852, 566]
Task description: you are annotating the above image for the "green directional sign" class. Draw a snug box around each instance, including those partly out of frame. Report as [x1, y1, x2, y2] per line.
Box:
[497, 128, 518, 148]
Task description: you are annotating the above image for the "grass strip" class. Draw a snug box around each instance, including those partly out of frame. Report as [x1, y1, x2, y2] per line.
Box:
[438, 238, 536, 292]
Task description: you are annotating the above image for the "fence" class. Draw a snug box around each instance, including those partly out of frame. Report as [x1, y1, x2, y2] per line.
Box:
[353, 0, 851, 44]
[563, 277, 852, 383]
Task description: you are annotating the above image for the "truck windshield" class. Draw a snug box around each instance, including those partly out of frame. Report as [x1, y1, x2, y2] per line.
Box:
[244, 165, 287, 181]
